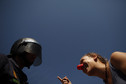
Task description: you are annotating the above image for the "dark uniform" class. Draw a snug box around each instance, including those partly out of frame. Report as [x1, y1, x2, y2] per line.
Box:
[0, 54, 28, 84]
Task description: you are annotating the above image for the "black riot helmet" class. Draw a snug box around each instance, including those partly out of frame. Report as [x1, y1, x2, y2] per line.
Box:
[10, 38, 42, 66]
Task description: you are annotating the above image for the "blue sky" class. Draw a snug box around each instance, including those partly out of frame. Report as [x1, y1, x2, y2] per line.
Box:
[0, 0, 126, 84]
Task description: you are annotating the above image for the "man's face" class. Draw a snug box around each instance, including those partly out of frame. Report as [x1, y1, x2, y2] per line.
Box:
[25, 53, 37, 66]
[80, 56, 96, 76]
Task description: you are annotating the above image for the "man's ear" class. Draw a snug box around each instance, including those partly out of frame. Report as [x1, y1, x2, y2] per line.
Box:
[93, 55, 98, 62]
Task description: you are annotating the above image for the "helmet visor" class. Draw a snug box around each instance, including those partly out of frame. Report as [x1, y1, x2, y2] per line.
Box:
[24, 43, 42, 66]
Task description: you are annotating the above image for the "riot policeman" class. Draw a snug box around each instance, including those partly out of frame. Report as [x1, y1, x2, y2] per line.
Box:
[0, 38, 42, 84]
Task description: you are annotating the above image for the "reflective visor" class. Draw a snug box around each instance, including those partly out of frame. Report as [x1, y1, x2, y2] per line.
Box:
[24, 43, 42, 66]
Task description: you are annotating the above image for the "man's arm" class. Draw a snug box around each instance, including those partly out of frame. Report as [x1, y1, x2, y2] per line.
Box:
[110, 51, 126, 75]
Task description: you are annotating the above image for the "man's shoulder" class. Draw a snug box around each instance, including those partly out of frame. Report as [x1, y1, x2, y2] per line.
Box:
[0, 54, 8, 60]
[0, 54, 9, 67]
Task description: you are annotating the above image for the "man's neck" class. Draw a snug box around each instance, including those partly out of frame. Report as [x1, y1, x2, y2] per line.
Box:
[93, 62, 106, 80]
[14, 56, 25, 69]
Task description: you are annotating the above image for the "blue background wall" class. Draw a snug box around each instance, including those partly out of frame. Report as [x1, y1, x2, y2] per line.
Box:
[0, 0, 126, 84]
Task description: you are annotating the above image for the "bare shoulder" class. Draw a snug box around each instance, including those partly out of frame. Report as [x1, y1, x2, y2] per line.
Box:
[110, 51, 126, 63]
[110, 51, 126, 75]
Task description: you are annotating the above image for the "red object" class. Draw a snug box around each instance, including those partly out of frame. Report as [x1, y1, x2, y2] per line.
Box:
[77, 64, 83, 70]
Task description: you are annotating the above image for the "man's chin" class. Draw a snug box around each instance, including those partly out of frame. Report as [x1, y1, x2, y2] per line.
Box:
[87, 70, 94, 76]
[25, 63, 33, 67]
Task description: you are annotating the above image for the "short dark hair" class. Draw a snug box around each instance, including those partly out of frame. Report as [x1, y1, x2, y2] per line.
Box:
[84, 52, 107, 64]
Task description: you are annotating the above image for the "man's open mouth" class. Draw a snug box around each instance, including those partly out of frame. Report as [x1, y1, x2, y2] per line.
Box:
[83, 63, 88, 69]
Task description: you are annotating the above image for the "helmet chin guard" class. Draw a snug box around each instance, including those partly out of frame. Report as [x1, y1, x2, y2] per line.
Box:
[10, 38, 42, 66]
